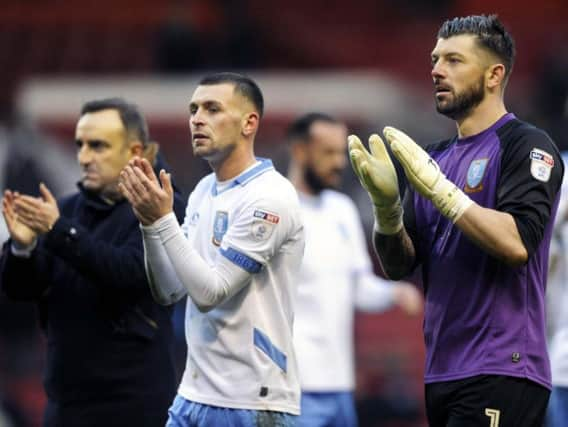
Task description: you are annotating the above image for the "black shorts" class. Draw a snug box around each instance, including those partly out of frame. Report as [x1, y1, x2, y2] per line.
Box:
[425, 375, 550, 427]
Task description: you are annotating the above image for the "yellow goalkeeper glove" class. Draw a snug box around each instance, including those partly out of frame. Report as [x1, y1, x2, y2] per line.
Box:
[348, 134, 403, 234]
[383, 126, 473, 223]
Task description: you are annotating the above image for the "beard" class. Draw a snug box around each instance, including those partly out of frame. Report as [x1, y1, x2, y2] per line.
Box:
[436, 75, 486, 120]
[304, 165, 341, 194]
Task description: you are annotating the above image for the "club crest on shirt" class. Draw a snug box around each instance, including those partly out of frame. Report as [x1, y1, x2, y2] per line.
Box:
[250, 209, 279, 241]
[188, 212, 200, 226]
[212, 211, 228, 246]
[184, 212, 200, 238]
[464, 158, 488, 193]
[529, 148, 554, 182]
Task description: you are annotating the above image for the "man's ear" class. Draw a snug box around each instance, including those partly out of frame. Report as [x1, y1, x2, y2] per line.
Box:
[290, 141, 308, 165]
[486, 63, 506, 91]
[242, 112, 260, 137]
[129, 141, 144, 157]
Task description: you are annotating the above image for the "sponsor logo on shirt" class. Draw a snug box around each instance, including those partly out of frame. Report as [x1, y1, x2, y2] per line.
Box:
[253, 210, 280, 224]
[465, 158, 488, 193]
[212, 211, 228, 246]
[530, 148, 554, 182]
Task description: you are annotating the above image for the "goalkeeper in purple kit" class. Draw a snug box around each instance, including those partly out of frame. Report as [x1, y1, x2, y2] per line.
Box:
[350, 14, 563, 426]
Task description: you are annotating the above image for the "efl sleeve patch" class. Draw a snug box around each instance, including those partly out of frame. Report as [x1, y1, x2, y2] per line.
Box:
[253, 209, 280, 224]
[250, 209, 280, 241]
[530, 148, 554, 182]
[220, 198, 291, 264]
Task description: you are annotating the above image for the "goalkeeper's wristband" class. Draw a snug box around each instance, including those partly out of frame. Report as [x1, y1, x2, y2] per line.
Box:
[432, 178, 474, 223]
[373, 199, 403, 235]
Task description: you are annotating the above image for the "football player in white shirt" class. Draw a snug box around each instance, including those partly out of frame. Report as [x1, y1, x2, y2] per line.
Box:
[546, 152, 568, 427]
[119, 73, 305, 426]
[286, 113, 422, 427]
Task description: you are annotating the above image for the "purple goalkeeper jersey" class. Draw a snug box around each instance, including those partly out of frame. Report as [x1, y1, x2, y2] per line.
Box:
[403, 113, 564, 389]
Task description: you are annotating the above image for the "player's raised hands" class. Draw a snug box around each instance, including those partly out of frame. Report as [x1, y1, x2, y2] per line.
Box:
[383, 127, 445, 200]
[383, 126, 472, 223]
[2, 190, 38, 247]
[348, 134, 403, 234]
[11, 183, 59, 235]
[119, 157, 174, 226]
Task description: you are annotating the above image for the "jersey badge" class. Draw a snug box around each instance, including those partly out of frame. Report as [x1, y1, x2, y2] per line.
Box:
[529, 148, 554, 182]
[212, 211, 228, 246]
[188, 212, 200, 226]
[465, 158, 488, 193]
[185, 212, 200, 238]
[250, 209, 279, 241]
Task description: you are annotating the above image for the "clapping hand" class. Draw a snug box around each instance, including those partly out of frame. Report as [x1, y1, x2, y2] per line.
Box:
[2, 190, 37, 247]
[4, 183, 60, 245]
[349, 134, 403, 234]
[119, 157, 174, 226]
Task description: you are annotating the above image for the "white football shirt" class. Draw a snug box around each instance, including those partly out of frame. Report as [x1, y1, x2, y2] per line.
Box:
[548, 153, 568, 387]
[293, 190, 395, 391]
[175, 159, 304, 414]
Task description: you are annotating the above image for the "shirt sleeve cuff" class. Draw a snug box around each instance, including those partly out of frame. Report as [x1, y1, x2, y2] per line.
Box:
[140, 212, 178, 235]
[11, 239, 38, 258]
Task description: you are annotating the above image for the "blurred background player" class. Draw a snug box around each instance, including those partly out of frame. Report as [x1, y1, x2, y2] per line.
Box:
[286, 112, 422, 427]
[546, 151, 568, 427]
[0, 98, 185, 427]
[119, 73, 305, 427]
[349, 15, 564, 426]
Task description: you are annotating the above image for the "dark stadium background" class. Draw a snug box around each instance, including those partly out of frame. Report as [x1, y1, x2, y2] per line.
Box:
[0, 1, 566, 426]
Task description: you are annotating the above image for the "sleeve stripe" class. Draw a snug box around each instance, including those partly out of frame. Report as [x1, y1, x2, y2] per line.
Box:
[220, 246, 262, 273]
[253, 328, 287, 373]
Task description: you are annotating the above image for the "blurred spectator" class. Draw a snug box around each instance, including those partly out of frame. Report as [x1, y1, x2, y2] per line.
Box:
[154, 0, 203, 73]
[154, 0, 263, 72]
[531, 46, 568, 151]
[286, 113, 422, 427]
[218, 0, 263, 69]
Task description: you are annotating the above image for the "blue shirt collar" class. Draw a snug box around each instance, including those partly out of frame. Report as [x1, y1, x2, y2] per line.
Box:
[211, 158, 274, 196]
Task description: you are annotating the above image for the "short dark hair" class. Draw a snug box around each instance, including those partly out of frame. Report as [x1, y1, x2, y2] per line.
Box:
[198, 72, 264, 118]
[437, 15, 516, 83]
[285, 112, 338, 143]
[80, 97, 150, 146]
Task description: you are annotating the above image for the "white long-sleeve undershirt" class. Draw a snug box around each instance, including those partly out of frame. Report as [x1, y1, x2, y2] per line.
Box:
[141, 212, 251, 311]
